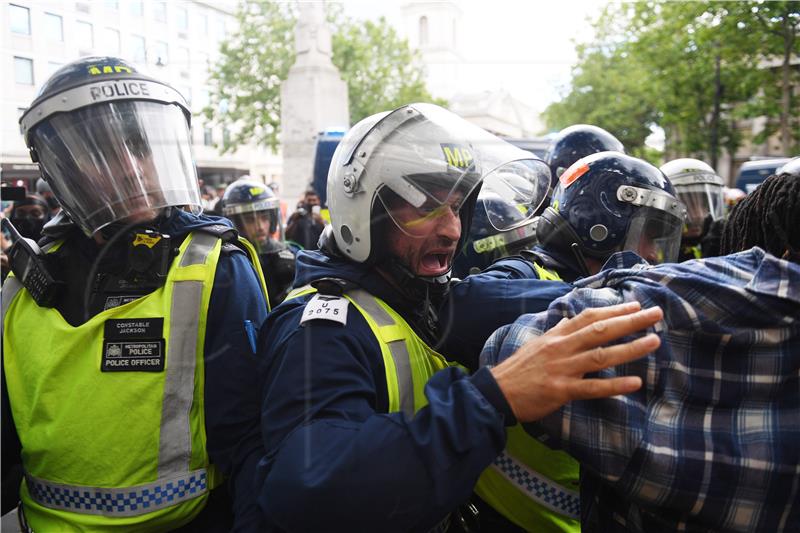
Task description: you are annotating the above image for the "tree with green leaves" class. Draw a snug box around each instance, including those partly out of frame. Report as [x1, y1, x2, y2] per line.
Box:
[203, 2, 443, 154]
[544, 1, 798, 164]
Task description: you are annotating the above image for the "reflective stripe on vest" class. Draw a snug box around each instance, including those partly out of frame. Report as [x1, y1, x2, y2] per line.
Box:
[3, 232, 223, 527]
[490, 451, 580, 518]
[287, 284, 452, 531]
[24, 469, 208, 517]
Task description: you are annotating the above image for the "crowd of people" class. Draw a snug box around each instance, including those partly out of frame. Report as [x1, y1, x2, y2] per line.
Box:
[1, 56, 798, 533]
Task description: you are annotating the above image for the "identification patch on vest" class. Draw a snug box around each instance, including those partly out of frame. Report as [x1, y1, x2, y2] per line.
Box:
[300, 294, 349, 326]
[103, 295, 142, 310]
[102, 318, 166, 372]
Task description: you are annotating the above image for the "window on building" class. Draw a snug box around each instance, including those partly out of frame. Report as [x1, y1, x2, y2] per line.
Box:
[130, 0, 143, 17]
[419, 16, 428, 46]
[154, 41, 168, 66]
[105, 0, 118, 10]
[130, 35, 146, 63]
[14, 57, 34, 85]
[76, 21, 93, 51]
[203, 127, 213, 147]
[104, 28, 120, 55]
[197, 52, 209, 73]
[177, 6, 188, 31]
[176, 47, 190, 70]
[44, 13, 64, 42]
[18, 107, 27, 134]
[153, 1, 167, 23]
[9, 4, 31, 35]
[214, 17, 225, 41]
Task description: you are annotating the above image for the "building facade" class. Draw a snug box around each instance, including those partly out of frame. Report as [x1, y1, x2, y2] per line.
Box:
[1, 0, 281, 193]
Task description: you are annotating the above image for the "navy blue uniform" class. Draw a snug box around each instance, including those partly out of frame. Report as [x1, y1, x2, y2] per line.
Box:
[253, 250, 573, 532]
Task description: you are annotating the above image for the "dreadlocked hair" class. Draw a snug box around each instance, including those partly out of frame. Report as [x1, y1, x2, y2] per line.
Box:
[720, 172, 800, 258]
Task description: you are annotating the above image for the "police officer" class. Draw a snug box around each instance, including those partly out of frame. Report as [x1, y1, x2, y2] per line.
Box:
[451, 193, 539, 279]
[529, 151, 687, 282]
[222, 178, 297, 307]
[1, 57, 269, 531]
[660, 158, 725, 261]
[544, 124, 625, 188]
[251, 103, 663, 532]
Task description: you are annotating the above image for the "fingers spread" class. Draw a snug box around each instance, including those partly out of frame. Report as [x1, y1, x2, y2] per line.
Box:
[551, 301, 641, 336]
[567, 375, 643, 400]
[560, 333, 660, 376]
[561, 306, 663, 353]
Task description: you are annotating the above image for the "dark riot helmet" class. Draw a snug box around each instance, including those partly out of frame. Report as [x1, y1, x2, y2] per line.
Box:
[452, 192, 538, 278]
[19, 56, 200, 236]
[537, 151, 687, 273]
[544, 124, 625, 188]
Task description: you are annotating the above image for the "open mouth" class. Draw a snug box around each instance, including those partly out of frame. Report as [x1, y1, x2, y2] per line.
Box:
[420, 252, 451, 274]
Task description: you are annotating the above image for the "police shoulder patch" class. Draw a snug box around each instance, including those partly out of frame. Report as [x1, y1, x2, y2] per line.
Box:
[300, 293, 349, 326]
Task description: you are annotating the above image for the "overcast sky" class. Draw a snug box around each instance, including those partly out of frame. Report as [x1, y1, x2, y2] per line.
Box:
[337, 0, 605, 113]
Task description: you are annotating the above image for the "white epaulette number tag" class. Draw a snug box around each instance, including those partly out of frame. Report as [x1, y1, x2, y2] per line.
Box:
[300, 293, 349, 326]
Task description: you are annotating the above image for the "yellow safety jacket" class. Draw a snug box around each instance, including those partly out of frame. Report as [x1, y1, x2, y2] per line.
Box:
[2, 232, 267, 532]
[474, 263, 580, 532]
[289, 279, 579, 532]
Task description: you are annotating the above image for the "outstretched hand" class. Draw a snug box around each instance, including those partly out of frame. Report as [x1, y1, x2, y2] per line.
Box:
[491, 302, 662, 423]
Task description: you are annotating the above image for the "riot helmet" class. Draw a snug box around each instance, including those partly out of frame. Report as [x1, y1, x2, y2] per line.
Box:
[660, 158, 724, 242]
[326, 103, 551, 281]
[537, 151, 686, 273]
[222, 178, 284, 254]
[19, 56, 200, 236]
[452, 191, 539, 278]
[544, 124, 625, 187]
[9, 193, 51, 241]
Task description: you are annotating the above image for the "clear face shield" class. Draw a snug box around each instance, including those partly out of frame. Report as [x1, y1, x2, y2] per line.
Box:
[617, 184, 686, 264]
[29, 101, 200, 236]
[358, 104, 549, 239]
[228, 199, 284, 254]
[675, 182, 724, 239]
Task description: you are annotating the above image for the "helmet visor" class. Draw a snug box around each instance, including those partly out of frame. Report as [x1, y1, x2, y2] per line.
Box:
[623, 208, 683, 264]
[675, 183, 724, 238]
[233, 209, 283, 253]
[31, 101, 200, 235]
[369, 103, 549, 238]
[480, 158, 551, 232]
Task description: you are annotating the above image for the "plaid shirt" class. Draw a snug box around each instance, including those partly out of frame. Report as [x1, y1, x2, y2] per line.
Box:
[481, 248, 800, 532]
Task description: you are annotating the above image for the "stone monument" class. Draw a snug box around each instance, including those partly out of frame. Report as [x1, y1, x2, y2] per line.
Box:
[280, 1, 349, 206]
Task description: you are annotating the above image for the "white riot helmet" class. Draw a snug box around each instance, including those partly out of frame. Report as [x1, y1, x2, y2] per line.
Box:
[326, 103, 552, 267]
[660, 158, 724, 241]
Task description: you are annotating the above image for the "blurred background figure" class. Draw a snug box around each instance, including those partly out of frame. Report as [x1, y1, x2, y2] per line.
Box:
[8, 193, 50, 242]
[285, 187, 327, 250]
[222, 178, 297, 306]
[35, 178, 61, 216]
[660, 158, 725, 261]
